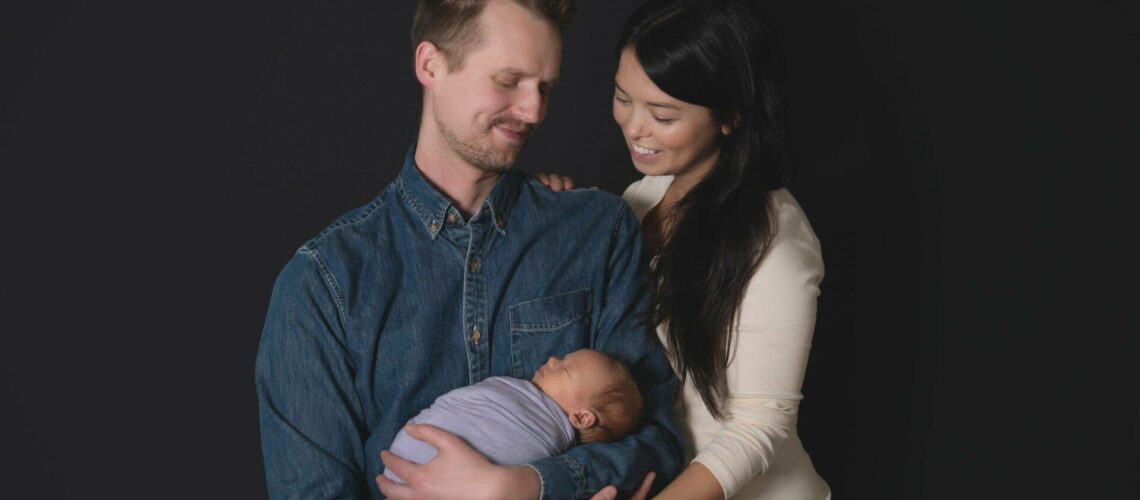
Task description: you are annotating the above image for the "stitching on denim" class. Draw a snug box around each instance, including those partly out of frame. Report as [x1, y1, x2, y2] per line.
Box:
[509, 288, 592, 331]
[560, 454, 585, 499]
[396, 173, 441, 234]
[511, 310, 590, 333]
[610, 201, 629, 247]
[310, 195, 388, 244]
[396, 175, 422, 219]
[301, 248, 348, 323]
[508, 287, 592, 309]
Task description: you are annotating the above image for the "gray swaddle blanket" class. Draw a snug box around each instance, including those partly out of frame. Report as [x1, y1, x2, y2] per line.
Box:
[384, 376, 576, 483]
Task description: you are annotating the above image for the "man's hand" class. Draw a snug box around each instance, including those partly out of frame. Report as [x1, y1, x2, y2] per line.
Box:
[590, 471, 656, 500]
[376, 423, 541, 500]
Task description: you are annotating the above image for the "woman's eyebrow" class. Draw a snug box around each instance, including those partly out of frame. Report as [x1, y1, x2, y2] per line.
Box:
[613, 82, 680, 109]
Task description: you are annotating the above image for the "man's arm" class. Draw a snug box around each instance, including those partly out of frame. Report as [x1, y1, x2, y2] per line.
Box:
[256, 249, 368, 499]
[378, 202, 681, 500]
[528, 202, 685, 499]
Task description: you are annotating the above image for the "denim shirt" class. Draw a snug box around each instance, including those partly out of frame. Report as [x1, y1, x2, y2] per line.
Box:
[256, 148, 683, 499]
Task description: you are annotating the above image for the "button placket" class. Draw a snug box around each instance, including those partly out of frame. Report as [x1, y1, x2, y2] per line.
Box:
[462, 220, 490, 382]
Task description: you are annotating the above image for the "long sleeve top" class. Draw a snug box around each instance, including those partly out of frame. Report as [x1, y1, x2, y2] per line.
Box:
[623, 176, 831, 500]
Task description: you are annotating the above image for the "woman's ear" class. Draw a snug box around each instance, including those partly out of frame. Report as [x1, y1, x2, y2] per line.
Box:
[569, 408, 598, 430]
[721, 112, 742, 136]
[414, 41, 446, 89]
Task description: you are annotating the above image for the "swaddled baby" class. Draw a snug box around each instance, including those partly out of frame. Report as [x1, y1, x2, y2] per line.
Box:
[383, 349, 643, 483]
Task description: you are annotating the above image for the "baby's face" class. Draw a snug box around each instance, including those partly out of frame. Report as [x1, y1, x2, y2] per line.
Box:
[531, 349, 615, 412]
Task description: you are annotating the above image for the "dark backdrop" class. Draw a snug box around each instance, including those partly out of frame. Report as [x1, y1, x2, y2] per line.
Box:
[2, 1, 1136, 498]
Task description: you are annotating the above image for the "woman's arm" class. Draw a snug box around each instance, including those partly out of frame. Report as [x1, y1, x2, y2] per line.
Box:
[664, 191, 824, 499]
[653, 461, 724, 500]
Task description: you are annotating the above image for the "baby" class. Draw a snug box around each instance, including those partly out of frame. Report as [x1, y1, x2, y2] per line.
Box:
[383, 348, 643, 483]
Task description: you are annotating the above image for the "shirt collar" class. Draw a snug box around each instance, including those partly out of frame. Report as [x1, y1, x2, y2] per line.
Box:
[396, 145, 521, 239]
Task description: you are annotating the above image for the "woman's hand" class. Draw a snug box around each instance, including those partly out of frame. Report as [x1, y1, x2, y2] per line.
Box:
[535, 173, 576, 192]
[590, 471, 656, 500]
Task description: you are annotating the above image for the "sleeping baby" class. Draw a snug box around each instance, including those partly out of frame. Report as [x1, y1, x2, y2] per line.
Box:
[383, 348, 643, 483]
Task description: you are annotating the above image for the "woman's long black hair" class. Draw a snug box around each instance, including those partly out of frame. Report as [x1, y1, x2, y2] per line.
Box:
[619, 0, 791, 419]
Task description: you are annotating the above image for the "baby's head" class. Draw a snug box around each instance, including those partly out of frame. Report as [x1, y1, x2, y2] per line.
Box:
[531, 349, 643, 443]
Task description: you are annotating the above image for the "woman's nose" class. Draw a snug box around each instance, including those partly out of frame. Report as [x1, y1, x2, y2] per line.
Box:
[624, 113, 648, 140]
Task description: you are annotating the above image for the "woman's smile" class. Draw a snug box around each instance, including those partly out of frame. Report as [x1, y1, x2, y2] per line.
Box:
[630, 142, 662, 162]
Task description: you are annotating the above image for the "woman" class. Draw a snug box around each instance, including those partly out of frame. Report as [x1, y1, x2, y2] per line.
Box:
[542, 0, 830, 498]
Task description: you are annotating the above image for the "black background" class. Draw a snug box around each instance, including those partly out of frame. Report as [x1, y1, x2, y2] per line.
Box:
[2, 1, 1137, 498]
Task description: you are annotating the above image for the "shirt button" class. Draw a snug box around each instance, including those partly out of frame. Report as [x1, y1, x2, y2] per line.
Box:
[447, 213, 457, 224]
[428, 221, 439, 233]
[469, 258, 480, 273]
[495, 218, 505, 230]
[471, 327, 481, 344]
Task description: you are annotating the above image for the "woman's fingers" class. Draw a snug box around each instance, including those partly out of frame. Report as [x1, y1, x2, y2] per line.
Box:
[630, 471, 656, 500]
[587, 471, 655, 500]
[535, 173, 575, 192]
[589, 485, 618, 500]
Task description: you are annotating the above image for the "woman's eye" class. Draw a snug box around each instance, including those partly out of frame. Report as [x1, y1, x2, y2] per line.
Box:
[615, 95, 631, 105]
[653, 116, 676, 124]
[495, 78, 517, 88]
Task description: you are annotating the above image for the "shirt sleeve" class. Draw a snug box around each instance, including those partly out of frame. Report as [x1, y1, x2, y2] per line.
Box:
[690, 193, 825, 498]
[528, 201, 685, 500]
[256, 249, 369, 499]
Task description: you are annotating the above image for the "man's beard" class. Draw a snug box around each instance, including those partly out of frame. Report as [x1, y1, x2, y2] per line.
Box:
[438, 115, 532, 173]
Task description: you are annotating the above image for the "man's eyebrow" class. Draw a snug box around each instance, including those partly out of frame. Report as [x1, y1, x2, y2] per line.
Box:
[613, 82, 679, 109]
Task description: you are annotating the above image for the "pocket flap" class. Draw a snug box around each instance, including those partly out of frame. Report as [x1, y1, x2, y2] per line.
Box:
[509, 288, 592, 332]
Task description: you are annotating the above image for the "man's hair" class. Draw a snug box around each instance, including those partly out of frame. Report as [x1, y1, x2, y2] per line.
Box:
[579, 358, 643, 444]
[412, 0, 576, 71]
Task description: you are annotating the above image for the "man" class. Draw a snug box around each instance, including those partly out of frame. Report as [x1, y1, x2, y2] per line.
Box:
[255, 1, 683, 498]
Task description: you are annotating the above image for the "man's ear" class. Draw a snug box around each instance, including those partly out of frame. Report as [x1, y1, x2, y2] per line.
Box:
[414, 41, 447, 90]
[569, 408, 598, 430]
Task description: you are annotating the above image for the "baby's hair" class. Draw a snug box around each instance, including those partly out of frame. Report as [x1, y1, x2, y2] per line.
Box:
[578, 357, 643, 443]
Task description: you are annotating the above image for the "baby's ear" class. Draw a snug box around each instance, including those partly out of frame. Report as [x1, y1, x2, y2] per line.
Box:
[569, 408, 598, 430]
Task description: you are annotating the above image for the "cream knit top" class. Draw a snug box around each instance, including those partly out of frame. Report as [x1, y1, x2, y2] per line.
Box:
[623, 176, 831, 500]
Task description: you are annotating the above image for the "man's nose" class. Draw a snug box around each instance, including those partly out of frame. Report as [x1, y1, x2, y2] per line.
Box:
[514, 87, 544, 124]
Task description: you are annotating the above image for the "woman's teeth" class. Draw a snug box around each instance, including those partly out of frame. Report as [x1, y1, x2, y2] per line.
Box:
[632, 144, 659, 155]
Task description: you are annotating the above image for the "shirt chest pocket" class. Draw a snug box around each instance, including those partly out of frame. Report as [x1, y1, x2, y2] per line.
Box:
[508, 288, 592, 379]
